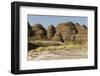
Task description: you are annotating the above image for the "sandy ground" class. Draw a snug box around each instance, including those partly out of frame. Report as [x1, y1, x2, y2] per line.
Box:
[28, 48, 88, 61]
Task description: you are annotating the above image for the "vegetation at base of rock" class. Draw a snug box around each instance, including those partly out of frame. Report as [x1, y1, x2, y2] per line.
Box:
[29, 40, 63, 47]
[31, 44, 87, 52]
[28, 42, 40, 51]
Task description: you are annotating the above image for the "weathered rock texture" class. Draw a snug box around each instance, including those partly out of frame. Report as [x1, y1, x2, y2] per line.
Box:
[28, 22, 33, 37]
[52, 32, 64, 42]
[47, 25, 56, 39]
[56, 22, 78, 42]
[28, 22, 87, 43]
[75, 23, 87, 42]
[31, 24, 47, 40]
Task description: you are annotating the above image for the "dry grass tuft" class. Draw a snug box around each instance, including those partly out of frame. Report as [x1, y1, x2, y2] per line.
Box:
[33, 43, 87, 52]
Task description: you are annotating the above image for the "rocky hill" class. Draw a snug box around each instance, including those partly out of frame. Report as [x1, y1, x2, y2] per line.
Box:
[28, 22, 87, 43]
[30, 24, 47, 40]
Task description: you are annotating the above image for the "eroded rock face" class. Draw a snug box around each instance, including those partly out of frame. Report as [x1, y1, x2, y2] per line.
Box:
[52, 32, 64, 42]
[28, 22, 87, 43]
[75, 23, 87, 42]
[47, 25, 56, 39]
[31, 24, 47, 40]
[28, 22, 34, 37]
[56, 22, 78, 42]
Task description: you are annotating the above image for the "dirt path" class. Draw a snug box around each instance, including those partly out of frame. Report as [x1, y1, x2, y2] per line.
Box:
[28, 48, 87, 61]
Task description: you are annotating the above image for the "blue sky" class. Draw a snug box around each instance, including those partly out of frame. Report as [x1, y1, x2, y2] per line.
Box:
[28, 15, 88, 29]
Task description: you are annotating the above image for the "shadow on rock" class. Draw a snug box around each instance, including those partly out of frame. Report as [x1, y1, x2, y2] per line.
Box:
[28, 43, 40, 51]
